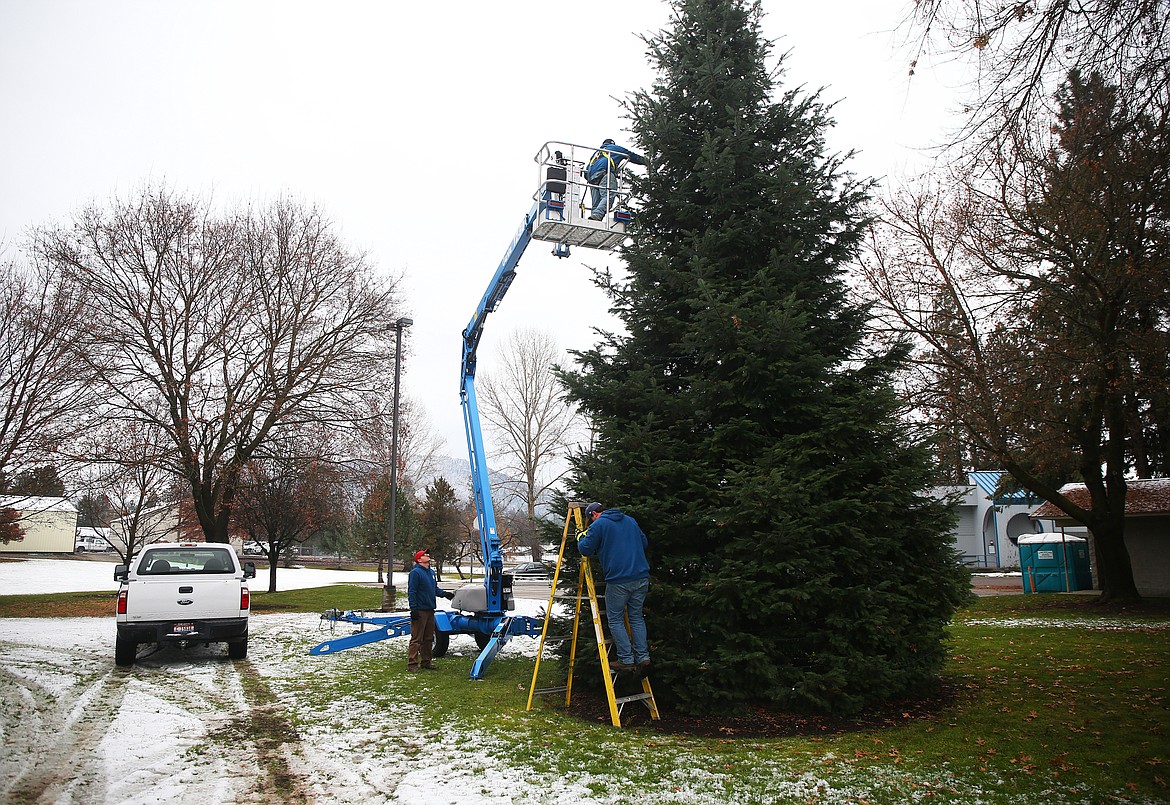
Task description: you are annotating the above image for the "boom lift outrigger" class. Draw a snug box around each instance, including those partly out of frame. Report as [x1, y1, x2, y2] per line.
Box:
[311, 141, 636, 679]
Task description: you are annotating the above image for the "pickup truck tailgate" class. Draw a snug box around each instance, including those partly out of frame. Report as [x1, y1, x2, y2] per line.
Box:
[125, 576, 245, 621]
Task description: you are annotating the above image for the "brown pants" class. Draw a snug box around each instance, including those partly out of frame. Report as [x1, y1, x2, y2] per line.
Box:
[407, 609, 436, 670]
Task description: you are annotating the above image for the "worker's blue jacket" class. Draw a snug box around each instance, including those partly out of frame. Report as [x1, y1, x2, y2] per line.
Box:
[407, 563, 452, 610]
[577, 508, 649, 584]
[585, 143, 646, 182]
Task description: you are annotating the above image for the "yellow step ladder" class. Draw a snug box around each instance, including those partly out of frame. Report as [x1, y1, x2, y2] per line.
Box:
[526, 502, 659, 727]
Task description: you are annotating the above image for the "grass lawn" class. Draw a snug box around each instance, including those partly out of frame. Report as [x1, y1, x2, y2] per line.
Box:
[3, 586, 1167, 802]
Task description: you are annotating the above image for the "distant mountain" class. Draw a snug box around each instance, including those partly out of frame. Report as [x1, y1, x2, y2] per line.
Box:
[422, 454, 516, 508]
[420, 454, 559, 518]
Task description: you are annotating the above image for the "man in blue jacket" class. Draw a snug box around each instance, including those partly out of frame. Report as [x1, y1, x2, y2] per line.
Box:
[407, 549, 454, 672]
[577, 502, 651, 674]
[585, 138, 646, 221]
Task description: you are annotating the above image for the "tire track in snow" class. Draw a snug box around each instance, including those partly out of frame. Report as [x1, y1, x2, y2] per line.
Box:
[0, 639, 126, 804]
[0, 620, 311, 804]
[210, 660, 311, 804]
[102, 643, 302, 804]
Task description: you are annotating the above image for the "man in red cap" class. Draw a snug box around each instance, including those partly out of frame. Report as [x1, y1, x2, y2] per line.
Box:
[406, 549, 454, 672]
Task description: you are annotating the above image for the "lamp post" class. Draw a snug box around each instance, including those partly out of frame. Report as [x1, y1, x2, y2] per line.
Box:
[382, 316, 413, 612]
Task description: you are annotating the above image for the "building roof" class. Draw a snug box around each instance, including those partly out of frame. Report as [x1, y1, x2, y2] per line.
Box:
[1018, 532, 1087, 544]
[1031, 478, 1170, 518]
[970, 470, 1044, 506]
[0, 495, 77, 513]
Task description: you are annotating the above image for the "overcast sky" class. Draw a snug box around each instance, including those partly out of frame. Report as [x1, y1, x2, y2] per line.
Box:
[1, 0, 965, 462]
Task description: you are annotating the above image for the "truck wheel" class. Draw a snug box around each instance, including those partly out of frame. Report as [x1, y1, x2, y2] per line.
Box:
[228, 638, 248, 660]
[474, 632, 491, 650]
[115, 636, 136, 667]
[432, 631, 450, 659]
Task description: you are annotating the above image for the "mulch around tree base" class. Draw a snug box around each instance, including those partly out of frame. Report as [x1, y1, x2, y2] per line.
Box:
[566, 680, 962, 738]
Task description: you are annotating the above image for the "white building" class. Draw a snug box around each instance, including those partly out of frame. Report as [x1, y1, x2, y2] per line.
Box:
[933, 471, 1050, 569]
[0, 496, 78, 554]
[109, 503, 185, 551]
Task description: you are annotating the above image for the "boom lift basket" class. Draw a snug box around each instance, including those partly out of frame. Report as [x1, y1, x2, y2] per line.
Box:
[532, 141, 634, 251]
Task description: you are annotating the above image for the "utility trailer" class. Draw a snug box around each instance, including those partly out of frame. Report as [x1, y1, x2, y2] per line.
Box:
[311, 141, 637, 678]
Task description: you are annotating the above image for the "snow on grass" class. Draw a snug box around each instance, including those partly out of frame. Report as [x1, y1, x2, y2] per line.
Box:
[0, 556, 397, 595]
[2, 611, 1149, 804]
[251, 613, 606, 804]
[964, 616, 1170, 630]
[250, 613, 1032, 805]
[4, 560, 1162, 803]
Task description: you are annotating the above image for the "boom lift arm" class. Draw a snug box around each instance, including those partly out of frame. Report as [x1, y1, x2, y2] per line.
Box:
[311, 141, 635, 678]
[460, 200, 544, 616]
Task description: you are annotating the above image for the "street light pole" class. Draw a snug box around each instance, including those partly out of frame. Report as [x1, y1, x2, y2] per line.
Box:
[382, 316, 413, 612]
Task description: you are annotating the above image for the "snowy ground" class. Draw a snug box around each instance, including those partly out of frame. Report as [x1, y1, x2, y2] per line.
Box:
[3, 560, 1154, 803]
[0, 556, 395, 596]
[0, 558, 576, 804]
[0, 612, 573, 805]
[0, 560, 878, 803]
[0, 611, 981, 805]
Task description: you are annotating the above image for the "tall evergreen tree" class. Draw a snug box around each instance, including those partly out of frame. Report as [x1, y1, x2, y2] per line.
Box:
[5, 465, 66, 497]
[419, 476, 462, 571]
[560, 0, 969, 716]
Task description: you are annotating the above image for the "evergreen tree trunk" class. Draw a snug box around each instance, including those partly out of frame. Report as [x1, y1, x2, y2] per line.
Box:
[560, 0, 970, 716]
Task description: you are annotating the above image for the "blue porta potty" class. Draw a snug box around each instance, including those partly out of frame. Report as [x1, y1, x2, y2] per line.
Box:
[1019, 533, 1092, 593]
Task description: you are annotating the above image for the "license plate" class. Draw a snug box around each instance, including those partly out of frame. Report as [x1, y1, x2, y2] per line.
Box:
[173, 622, 195, 634]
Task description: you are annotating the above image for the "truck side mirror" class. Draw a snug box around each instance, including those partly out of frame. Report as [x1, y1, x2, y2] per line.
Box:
[114, 565, 128, 582]
[243, 561, 256, 579]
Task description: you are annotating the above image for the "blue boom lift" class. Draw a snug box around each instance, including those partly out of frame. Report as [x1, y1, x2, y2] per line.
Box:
[310, 141, 635, 678]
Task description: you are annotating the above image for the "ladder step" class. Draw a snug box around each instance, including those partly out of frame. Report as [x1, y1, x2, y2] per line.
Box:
[532, 685, 569, 696]
[614, 692, 655, 705]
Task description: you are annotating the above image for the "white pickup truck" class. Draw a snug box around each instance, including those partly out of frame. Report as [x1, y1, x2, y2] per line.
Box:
[113, 542, 257, 667]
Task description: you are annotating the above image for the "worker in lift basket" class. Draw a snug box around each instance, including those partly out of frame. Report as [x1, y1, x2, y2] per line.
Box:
[585, 138, 646, 221]
[577, 502, 651, 676]
[407, 549, 454, 672]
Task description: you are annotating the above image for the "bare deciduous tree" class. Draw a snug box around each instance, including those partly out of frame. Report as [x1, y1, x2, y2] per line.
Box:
[347, 394, 444, 494]
[478, 328, 581, 560]
[0, 259, 93, 488]
[861, 71, 1169, 601]
[450, 494, 484, 579]
[905, 0, 1170, 151]
[340, 393, 444, 585]
[32, 185, 403, 543]
[75, 417, 180, 566]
